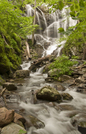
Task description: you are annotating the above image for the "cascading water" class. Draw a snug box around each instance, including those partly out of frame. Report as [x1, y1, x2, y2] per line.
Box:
[17, 4, 85, 134]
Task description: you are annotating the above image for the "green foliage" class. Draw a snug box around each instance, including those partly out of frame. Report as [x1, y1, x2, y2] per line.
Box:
[71, 56, 79, 59]
[18, 129, 26, 134]
[49, 55, 78, 79]
[83, 61, 86, 65]
[0, 0, 39, 74]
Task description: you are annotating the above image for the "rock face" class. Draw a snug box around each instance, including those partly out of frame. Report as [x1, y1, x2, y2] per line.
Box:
[14, 70, 30, 78]
[1, 123, 26, 134]
[36, 86, 62, 102]
[0, 107, 14, 127]
[3, 82, 17, 91]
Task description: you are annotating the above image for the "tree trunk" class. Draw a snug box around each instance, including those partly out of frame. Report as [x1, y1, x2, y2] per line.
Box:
[32, 0, 36, 45]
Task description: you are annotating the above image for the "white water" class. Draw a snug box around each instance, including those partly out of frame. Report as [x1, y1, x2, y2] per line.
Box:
[19, 65, 83, 134]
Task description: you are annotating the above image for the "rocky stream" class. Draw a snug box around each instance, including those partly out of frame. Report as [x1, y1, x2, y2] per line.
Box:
[0, 4, 86, 134]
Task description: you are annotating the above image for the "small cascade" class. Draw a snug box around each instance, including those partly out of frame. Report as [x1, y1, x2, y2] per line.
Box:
[26, 4, 34, 16]
[37, 7, 47, 29]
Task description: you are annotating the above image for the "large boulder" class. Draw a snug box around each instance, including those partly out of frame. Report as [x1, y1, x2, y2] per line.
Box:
[1, 123, 26, 134]
[36, 86, 62, 102]
[14, 70, 30, 78]
[0, 107, 14, 127]
[3, 82, 17, 91]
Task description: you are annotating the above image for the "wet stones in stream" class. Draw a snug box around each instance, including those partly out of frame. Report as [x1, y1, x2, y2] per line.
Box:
[0, 107, 28, 134]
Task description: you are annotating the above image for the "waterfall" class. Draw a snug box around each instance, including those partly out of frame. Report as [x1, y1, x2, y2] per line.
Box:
[26, 5, 77, 57]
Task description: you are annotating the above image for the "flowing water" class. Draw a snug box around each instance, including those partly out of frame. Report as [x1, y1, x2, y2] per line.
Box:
[16, 4, 86, 134]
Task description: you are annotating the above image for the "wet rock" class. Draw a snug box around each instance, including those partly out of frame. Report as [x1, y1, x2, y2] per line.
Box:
[44, 42, 50, 49]
[0, 97, 5, 108]
[77, 84, 86, 93]
[78, 121, 86, 128]
[45, 77, 54, 82]
[75, 77, 85, 83]
[54, 84, 66, 91]
[43, 63, 51, 73]
[14, 70, 30, 78]
[3, 82, 17, 91]
[0, 107, 14, 127]
[58, 104, 76, 111]
[78, 121, 86, 134]
[36, 86, 62, 102]
[1, 123, 26, 134]
[61, 93, 73, 101]
[63, 78, 75, 87]
[25, 115, 45, 129]
[14, 113, 26, 127]
[57, 75, 72, 82]
[35, 45, 43, 58]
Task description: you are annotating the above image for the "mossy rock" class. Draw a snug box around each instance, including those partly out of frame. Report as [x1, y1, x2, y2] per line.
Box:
[36, 86, 62, 102]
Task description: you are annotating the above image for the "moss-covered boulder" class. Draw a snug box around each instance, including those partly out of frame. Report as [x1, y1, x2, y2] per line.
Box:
[36, 86, 62, 102]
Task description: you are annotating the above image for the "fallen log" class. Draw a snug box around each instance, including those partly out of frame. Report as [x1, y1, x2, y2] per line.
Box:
[29, 55, 55, 71]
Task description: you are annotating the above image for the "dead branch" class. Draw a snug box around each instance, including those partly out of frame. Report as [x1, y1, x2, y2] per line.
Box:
[25, 41, 31, 60]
